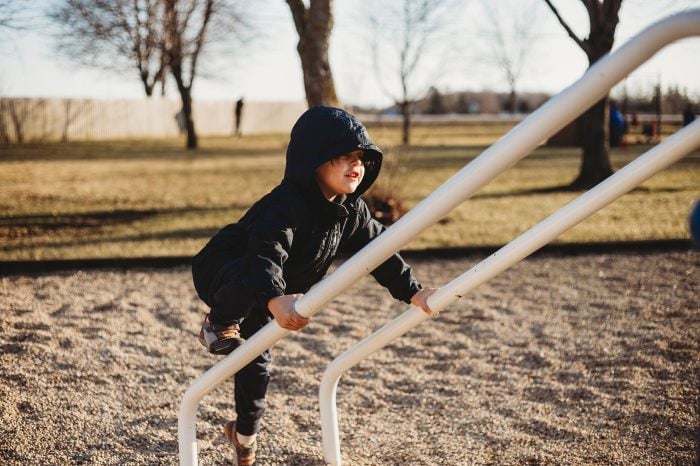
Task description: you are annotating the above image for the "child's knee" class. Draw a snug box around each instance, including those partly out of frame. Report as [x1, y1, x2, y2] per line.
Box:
[209, 259, 256, 323]
[211, 279, 256, 323]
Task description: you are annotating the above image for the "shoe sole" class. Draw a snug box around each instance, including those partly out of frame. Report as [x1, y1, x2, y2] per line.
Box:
[198, 330, 242, 355]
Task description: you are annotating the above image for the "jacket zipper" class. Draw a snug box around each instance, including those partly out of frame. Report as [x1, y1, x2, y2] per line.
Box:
[317, 223, 340, 270]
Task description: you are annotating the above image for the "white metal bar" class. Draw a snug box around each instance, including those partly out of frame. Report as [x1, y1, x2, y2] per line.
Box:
[179, 10, 700, 465]
[319, 307, 430, 465]
[319, 118, 700, 466]
[178, 323, 289, 465]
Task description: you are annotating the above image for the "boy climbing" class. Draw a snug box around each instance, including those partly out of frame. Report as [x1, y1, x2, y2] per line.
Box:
[192, 105, 435, 465]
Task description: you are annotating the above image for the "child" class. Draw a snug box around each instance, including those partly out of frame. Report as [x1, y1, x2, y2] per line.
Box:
[192, 105, 435, 465]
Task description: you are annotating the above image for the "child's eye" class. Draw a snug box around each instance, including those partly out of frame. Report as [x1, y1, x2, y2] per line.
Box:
[331, 152, 364, 166]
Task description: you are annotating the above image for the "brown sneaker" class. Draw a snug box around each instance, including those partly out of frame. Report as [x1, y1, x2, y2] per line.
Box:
[198, 313, 245, 355]
[224, 420, 257, 466]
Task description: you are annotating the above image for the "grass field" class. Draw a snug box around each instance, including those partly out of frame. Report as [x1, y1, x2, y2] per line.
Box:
[1, 123, 698, 260]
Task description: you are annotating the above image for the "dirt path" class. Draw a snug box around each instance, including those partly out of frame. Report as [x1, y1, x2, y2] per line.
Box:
[1, 250, 698, 465]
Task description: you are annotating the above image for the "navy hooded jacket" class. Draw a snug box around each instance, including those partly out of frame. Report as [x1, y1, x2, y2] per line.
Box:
[192, 106, 421, 321]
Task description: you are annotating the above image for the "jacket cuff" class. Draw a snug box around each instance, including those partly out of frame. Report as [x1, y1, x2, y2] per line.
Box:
[402, 281, 423, 304]
[386, 275, 422, 304]
[257, 286, 285, 309]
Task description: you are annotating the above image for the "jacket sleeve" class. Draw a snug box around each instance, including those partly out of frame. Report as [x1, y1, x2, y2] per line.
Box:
[211, 208, 294, 320]
[341, 200, 422, 303]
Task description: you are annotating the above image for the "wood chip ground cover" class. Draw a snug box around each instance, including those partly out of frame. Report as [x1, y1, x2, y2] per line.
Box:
[1, 250, 697, 464]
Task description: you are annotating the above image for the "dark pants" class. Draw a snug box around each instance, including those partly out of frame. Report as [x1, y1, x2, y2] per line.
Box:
[205, 260, 273, 435]
[209, 258, 257, 325]
[233, 306, 272, 436]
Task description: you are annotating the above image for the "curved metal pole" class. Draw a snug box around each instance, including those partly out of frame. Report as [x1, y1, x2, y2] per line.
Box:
[319, 307, 431, 465]
[319, 119, 700, 465]
[180, 10, 700, 465]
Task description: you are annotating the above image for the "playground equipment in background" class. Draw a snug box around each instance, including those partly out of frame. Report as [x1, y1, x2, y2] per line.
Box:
[179, 10, 700, 466]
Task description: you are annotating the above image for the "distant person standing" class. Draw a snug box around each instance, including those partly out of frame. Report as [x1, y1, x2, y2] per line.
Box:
[690, 200, 700, 248]
[234, 97, 245, 137]
[609, 100, 625, 148]
[683, 104, 695, 127]
[642, 121, 657, 144]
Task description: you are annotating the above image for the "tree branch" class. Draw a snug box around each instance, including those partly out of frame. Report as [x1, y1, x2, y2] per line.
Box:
[188, 0, 215, 88]
[368, 16, 399, 104]
[286, 0, 307, 35]
[542, 0, 586, 51]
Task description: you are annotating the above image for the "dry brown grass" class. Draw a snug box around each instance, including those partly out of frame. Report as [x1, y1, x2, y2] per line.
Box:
[1, 124, 698, 260]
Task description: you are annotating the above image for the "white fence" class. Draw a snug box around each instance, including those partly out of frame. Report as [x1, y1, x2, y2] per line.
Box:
[0, 97, 307, 143]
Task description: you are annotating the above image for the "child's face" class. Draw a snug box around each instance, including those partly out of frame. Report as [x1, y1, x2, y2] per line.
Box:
[315, 150, 365, 200]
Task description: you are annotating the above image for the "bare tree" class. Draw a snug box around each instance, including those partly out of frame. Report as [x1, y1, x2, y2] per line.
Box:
[0, 0, 23, 30]
[480, 0, 540, 114]
[286, 0, 339, 107]
[163, 0, 249, 149]
[162, 0, 217, 149]
[368, 0, 455, 145]
[1, 0, 47, 49]
[51, 0, 167, 97]
[0, 99, 10, 144]
[543, 0, 622, 188]
[53, 0, 248, 149]
[0, 98, 47, 144]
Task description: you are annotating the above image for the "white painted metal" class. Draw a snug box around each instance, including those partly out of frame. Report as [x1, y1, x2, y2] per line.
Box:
[319, 307, 431, 465]
[319, 118, 700, 465]
[179, 10, 700, 465]
[178, 323, 290, 465]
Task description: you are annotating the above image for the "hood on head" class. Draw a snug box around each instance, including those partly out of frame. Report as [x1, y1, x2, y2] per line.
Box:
[284, 105, 382, 201]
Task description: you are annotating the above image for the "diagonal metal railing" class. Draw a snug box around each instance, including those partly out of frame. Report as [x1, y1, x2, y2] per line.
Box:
[179, 10, 700, 465]
[319, 117, 700, 465]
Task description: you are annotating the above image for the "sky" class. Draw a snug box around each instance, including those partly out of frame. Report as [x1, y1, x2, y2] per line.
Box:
[1, 0, 700, 108]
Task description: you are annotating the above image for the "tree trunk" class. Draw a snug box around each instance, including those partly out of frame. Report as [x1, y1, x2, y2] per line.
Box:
[287, 0, 339, 107]
[141, 75, 154, 97]
[297, 39, 338, 107]
[508, 89, 516, 114]
[181, 87, 197, 149]
[10, 104, 23, 143]
[572, 97, 613, 188]
[400, 101, 411, 145]
[543, 0, 621, 189]
[173, 73, 197, 149]
[0, 101, 9, 143]
[62, 100, 72, 143]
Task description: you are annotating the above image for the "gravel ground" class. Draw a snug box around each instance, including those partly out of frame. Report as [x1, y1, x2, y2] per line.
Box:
[1, 250, 698, 465]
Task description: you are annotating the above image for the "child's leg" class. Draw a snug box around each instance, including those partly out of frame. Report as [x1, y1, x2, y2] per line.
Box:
[209, 259, 256, 325]
[199, 260, 250, 355]
[234, 349, 271, 436]
[233, 307, 273, 436]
